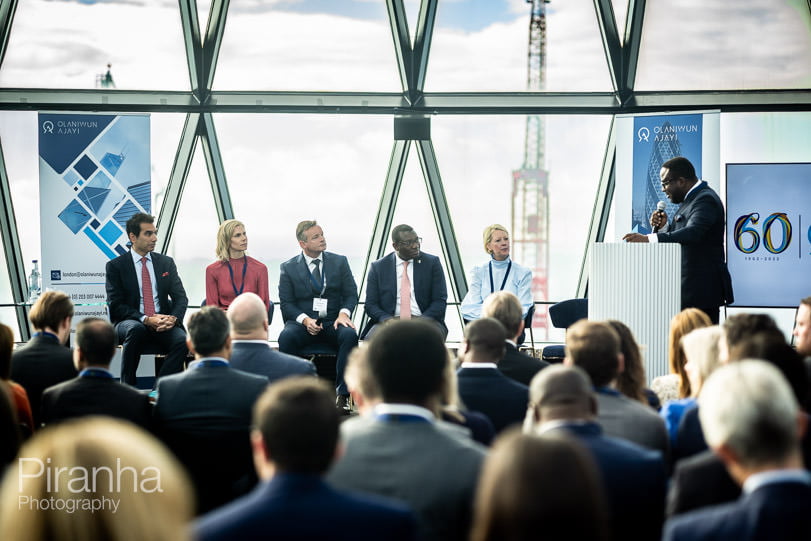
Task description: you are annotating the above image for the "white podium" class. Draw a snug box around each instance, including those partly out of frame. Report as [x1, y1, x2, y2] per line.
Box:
[589, 242, 681, 382]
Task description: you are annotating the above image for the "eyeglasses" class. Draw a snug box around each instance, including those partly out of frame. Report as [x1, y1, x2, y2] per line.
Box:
[398, 237, 422, 247]
[660, 176, 680, 189]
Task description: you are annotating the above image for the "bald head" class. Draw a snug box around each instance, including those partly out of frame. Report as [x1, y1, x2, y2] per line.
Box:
[228, 293, 268, 340]
[527, 365, 595, 429]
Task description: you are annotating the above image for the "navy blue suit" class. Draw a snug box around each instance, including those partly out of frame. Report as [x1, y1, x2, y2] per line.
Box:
[664, 480, 811, 541]
[195, 473, 417, 541]
[230, 341, 316, 383]
[456, 366, 528, 434]
[363, 251, 447, 337]
[548, 422, 667, 540]
[674, 405, 708, 462]
[656, 181, 733, 322]
[278, 252, 359, 395]
[499, 342, 549, 386]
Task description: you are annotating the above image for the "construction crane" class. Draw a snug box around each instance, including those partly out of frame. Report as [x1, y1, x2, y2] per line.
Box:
[511, 0, 551, 338]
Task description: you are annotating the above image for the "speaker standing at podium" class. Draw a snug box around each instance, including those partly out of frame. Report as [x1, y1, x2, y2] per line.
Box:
[622, 156, 733, 324]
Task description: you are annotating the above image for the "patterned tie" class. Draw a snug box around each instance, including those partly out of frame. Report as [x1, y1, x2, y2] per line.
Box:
[400, 260, 411, 320]
[311, 259, 322, 287]
[141, 257, 155, 316]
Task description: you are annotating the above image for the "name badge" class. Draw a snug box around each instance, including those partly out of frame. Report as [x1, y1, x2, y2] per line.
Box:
[312, 298, 328, 315]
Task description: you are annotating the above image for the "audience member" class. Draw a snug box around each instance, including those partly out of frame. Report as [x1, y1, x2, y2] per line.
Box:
[0, 323, 33, 435]
[607, 319, 659, 409]
[40, 318, 151, 430]
[11, 290, 76, 427]
[793, 296, 810, 385]
[328, 319, 486, 541]
[343, 346, 379, 416]
[0, 385, 20, 473]
[227, 293, 316, 382]
[564, 320, 669, 457]
[195, 378, 417, 541]
[456, 318, 529, 434]
[664, 361, 811, 540]
[277, 220, 359, 413]
[105, 213, 188, 386]
[482, 291, 548, 386]
[438, 349, 495, 446]
[363, 224, 447, 339]
[525, 365, 666, 540]
[205, 219, 270, 311]
[154, 306, 268, 513]
[651, 308, 711, 404]
[0, 417, 193, 541]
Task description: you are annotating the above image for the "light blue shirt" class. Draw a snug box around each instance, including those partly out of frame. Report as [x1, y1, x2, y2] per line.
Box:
[460, 257, 533, 320]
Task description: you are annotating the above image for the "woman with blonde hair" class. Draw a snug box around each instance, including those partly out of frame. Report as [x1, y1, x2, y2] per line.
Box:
[0, 417, 193, 541]
[460, 224, 533, 324]
[205, 219, 269, 310]
[651, 308, 711, 404]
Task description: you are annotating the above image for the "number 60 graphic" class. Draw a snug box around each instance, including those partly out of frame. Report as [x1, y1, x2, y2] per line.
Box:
[733, 212, 792, 254]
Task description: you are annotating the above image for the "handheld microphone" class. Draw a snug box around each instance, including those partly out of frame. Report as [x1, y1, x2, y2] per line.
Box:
[652, 201, 666, 233]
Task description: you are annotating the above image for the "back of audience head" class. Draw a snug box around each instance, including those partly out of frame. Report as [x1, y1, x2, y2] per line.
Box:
[344, 346, 380, 415]
[462, 318, 507, 364]
[699, 361, 804, 479]
[28, 291, 74, 342]
[0, 417, 193, 541]
[680, 325, 723, 398]
[186, 306, 231, 358]
[721, 313, 782, 362]
[525, 365, 595, 431]
[470, 429, 609, 541]
[564, 320, 621, 388]
[794, 296, 811, 356]
[365, 319, 447, 406]
[482, 291, 523, 341]
[669, 308, 712, 398]
[251, 378, 339, 478]
[227, 292, 267, 339]
[0, 323, 13, 381]
[73, 318, 116, 369]
[607, 320, 647, 404]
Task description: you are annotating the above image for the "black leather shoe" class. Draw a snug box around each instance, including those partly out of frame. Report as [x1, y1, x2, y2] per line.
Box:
[336, 394, 352, 415]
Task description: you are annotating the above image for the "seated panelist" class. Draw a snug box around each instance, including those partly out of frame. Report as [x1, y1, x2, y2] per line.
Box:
[205, 219, 269, 311]
[363, 224, 448, 339]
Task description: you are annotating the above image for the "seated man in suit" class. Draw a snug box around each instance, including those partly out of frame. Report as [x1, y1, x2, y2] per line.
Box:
[277, 220, 359, 412]
[227, 292, 316, 382]
[457, 318, 529, 434]
[154, 306, 269, 512]
[11, 290, 77, 427]
[363, 224, 447, 339]
[40, 318, 151, 430]
[105, 213, 188, 386]
[525, 364, 666, 540]
[195, 377, 417, 541]
[565, 320, 670, 459]
[482, 291, 548, 386]
[328, 320, 486, 541]
[664, 361, 811, 541]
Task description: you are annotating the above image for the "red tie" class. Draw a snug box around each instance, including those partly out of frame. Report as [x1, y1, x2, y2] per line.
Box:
[400, 261, 411, 320]
[141, 257, 155, 316]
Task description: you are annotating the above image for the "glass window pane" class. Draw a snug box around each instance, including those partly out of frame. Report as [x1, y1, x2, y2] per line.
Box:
[427, 1, 612, 91]
[636, 0, 811, 90]
[0, 0, 189, 90]
[214, 4, 400, 91]
[611, 0, 629, 39]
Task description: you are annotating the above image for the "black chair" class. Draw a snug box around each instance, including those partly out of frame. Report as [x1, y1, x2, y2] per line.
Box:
[542, 298, 588, 363]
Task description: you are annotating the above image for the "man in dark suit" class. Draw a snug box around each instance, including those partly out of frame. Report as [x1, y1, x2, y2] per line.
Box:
[482, 290, 548, 386]
[525, 364, 667, 541]
[105, 213, 188, 386]
[227, 292, 316, 382]
[11, 290, 77, 427]
[154, 306, 268, 512]
[195, 377, 417, 541]
[664, 361, 811, 541]
[277, 220, 358, 411]
[363, 224, 447, 339]
[623, 156, 733, 323]
[40, 318, 151, 430]
[456, 317, 529, 434]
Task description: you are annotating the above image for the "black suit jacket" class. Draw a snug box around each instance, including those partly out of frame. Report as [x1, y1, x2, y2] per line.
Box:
[656, 182, 733, 310]
[456, 366, 529, 434]
[498, 342, 549, 386]
[364, 252, 447, 331]
[40, 373, 152, 430]
[105, 251, 188, 325]
[10, 333, 77, 427]
[278, 252, 358, 322]
[229, 342, 317, 383]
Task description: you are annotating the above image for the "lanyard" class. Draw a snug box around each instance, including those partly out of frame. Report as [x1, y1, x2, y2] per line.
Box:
[79, 368, 114, 379]
[226, 255, 249, 297]
[308, 259, 326, 296]
[488, 260, 512, 293]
